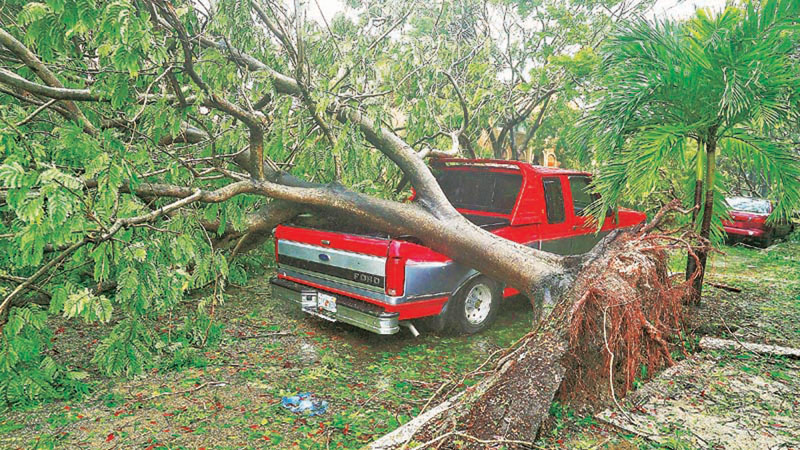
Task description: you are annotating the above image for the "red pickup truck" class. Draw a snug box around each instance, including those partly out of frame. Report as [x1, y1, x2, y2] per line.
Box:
[270, 159, 646, 335]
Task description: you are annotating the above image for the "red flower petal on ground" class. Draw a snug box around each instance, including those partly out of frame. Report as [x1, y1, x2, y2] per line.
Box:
[106, 433, 115, 442]
[249, 425, 259, 429]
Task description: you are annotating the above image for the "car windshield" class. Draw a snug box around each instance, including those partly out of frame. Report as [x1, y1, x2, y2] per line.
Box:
[726, 197, 771, 214]
[436, 170, 522, 215]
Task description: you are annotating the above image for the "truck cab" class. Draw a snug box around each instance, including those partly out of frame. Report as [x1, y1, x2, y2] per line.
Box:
[269, 159, 646, 335]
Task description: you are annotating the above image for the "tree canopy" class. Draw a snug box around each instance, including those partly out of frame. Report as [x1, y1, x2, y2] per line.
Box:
[577, 0, 800, 225]
[574, 0, 800, 297]
[0, 0, 650, 406]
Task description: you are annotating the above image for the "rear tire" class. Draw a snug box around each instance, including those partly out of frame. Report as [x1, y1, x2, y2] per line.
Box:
[447, 276, 501, 334]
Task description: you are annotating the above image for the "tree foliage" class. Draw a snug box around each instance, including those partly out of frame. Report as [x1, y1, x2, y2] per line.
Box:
[576, 0, 800, 225]
[574, 0, 800, 299]
[0, 0, 642, 408]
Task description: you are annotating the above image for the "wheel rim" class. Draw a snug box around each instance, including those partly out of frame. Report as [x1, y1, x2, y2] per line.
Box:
[464, 283, 492, 325]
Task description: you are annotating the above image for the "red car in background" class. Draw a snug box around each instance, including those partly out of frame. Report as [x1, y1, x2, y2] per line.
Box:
[723, 196, 794, 247]
[269, 159, 647, 335]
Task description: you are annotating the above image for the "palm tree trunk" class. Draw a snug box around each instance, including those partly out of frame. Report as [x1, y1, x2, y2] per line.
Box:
[685, 139, 703, 282]
[691, 137, 717, 301]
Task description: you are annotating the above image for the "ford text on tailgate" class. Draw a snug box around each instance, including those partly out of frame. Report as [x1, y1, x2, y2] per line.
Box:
[269, 159, 646, 335]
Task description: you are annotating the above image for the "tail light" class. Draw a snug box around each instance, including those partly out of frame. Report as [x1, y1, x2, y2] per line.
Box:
[385, 256, 405, 296]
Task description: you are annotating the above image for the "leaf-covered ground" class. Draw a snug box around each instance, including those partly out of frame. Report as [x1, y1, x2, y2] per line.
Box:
[1, 236, 798, 449]
[0, 269, 535, 449]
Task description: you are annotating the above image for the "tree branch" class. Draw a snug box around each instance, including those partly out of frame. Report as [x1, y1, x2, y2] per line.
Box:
[0, 181, 259, 319]
[0, 27, 97, 134]
[0, 68, 98, 101]
[0, 68, 192, 105]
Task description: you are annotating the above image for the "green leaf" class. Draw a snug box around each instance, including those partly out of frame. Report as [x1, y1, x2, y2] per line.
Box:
[63, 289, 113, 323]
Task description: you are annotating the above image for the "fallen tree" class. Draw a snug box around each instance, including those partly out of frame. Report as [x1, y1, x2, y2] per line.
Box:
[0, 0, 643, 325]
[371, 203, 701, 448]
[0, 0, 685, 422]
[699, 337, 800, 359]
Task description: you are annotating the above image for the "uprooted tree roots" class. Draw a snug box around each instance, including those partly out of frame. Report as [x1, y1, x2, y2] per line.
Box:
[562, 232, 695, 401]
[370, 207, 705, 449]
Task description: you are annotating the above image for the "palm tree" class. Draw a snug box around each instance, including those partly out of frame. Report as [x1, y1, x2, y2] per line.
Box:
[575, 0, 800, 299]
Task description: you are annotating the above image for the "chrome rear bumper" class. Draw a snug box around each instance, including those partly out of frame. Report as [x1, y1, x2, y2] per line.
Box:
[269, 277, 400, 334]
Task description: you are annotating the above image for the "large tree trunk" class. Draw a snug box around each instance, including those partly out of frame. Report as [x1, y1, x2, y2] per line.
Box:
[370, 207, 691, 448]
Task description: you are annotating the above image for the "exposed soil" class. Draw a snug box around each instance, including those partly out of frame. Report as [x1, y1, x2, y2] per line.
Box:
[598, 352, 800, 449]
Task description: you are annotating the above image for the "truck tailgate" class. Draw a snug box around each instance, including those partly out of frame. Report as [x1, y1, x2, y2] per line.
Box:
[274, 225, 391, 293]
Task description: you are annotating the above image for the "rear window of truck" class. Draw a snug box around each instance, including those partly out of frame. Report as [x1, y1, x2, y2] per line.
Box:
[436, 170, 522, 215]
[543, 177, 565, 224]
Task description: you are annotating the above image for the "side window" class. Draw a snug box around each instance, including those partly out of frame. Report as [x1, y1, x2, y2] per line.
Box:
[569, 176, 596, 216]
[542, 177, 565, 224]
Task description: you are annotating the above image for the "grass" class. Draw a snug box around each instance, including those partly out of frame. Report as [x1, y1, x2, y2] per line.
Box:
[1, 234, 798, 449]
